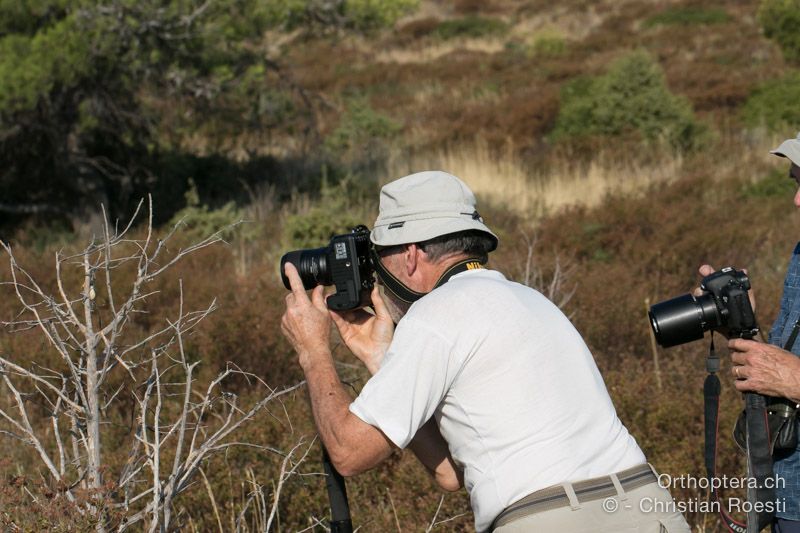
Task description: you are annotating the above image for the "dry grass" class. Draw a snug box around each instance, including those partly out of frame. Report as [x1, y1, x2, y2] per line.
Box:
[382, 138, 687, 218]
[509, 4, 606, 41]
[373, 38, 506, 64]
[381, 126, 791, 221]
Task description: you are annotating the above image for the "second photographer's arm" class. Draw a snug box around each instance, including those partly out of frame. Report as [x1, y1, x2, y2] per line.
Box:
[696, 263, 800, 402]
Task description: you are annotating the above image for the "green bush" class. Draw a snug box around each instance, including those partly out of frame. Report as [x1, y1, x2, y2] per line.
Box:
[433, 16, 508, 40]
[643, 7, 730, 28]
[325, 96, 402, 171]
[758, 0, 800, 63]
[530, 35, 567, 57]
[506, 30, 567, 59]
[283, 179, 368, 249]
[326, 97, 401, 153]
[0, 0, 293, 222]
[346, 0, 419, 30]
[0, 15, 91, 113]
[506, 32, 568, 59]
[265, 0, 419, 31]
[742, 71, 800, 131]
[551, 51, 705, 151]
[168, 179, 255, 243]
[741, 168, 796, 198]
[14, 219, 76, 254]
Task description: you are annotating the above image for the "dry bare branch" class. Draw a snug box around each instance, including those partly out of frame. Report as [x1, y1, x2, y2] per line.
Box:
[518, 228, 577, 316]
[0, 200, 305, 532]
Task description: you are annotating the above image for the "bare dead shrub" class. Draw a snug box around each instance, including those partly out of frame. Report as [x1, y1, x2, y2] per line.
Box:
[0, 198, 306, 531]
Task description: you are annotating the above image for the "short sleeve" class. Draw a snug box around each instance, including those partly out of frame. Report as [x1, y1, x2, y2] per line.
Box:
[349, 316, 459, 449]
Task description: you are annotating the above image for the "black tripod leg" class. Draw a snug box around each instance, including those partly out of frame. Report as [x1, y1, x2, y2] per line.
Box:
[322, 446, 354, 533]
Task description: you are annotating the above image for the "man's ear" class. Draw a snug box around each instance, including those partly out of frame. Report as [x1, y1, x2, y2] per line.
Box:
[404, 244, 419, 277]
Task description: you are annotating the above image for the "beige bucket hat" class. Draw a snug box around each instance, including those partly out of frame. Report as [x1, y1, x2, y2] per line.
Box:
[770, 132, 800, 166]
[371, 171, 498, 250]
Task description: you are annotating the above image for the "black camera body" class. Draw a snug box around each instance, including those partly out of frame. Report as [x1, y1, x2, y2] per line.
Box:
[280, 225, 374, 310]
[649, 267, 758, 347]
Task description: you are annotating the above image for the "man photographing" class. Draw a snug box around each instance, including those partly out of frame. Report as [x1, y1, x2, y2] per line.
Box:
[281, 171, 689, 531]
[698, 134, 800, 533]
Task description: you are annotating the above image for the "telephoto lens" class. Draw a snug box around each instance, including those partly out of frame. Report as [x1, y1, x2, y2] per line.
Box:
[648, 293, 721, 348]
[280, 248, 331, 290]
[648, 267, 757, 348]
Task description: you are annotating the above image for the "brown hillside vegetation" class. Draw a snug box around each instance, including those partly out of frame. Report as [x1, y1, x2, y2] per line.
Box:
[276, 0, 784, 158]
[3, 0, 800, 530]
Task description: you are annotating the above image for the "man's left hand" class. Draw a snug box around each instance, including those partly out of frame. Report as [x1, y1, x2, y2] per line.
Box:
[728, 338, 800, 402]
[281, 262, 332, 370]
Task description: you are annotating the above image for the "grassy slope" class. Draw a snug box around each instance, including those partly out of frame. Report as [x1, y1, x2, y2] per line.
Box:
[285, 0, 785, 154]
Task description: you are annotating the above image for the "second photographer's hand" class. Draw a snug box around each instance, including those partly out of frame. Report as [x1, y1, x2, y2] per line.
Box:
[696, 264, 800, 402]
[728, 338, 800, 403]
[696, 263, 757, 314]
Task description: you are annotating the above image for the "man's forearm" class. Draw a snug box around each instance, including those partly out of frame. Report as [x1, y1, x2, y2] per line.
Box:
[282, 265, 392, 475]
[302, 348, 355, 454]
[301, 347, 394, 476]
[408, 418, 463, 491]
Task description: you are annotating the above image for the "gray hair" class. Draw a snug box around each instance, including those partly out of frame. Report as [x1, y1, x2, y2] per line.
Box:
[418, 230, 495, 263]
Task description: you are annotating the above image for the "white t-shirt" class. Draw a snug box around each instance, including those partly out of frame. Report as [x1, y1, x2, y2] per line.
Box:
[349, 269, 646, 531]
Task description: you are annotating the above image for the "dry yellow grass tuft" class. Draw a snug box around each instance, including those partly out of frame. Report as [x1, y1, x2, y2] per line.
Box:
[373, 38, 506, 64]
[380, 129, 791, 221]
[382, 139, 686, 219]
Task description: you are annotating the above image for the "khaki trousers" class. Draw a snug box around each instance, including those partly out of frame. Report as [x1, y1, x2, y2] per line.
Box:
[493, 480, 690, 533]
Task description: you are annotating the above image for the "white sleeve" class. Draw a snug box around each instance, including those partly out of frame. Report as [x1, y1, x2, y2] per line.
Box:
[349, 316, 459, 449]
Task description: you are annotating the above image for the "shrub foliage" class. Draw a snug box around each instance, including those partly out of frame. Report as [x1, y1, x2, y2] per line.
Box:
[758, 0, 800, 63]
[283, 179, 372, 249]
[742, 71, 800, 131]
[264, 0, 419, 31]
[551, 51, 705, 151]
[0, 0, 293, 221]
[325, 96, 402, 170]
[643, 7, 731, 28]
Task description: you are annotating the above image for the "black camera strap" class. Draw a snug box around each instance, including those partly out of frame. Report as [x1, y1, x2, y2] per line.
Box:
[783, 318, 800, 353]
[744, 391, 775, 532]
[369, 248, 485, 304]
[704, 334, 774, 533]
[704, 336, 746, 532]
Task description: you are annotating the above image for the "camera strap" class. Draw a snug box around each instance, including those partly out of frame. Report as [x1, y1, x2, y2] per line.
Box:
[369, 248, 485, 304]
[704, 335, 774, 533]
[783, 317, 800, 353]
